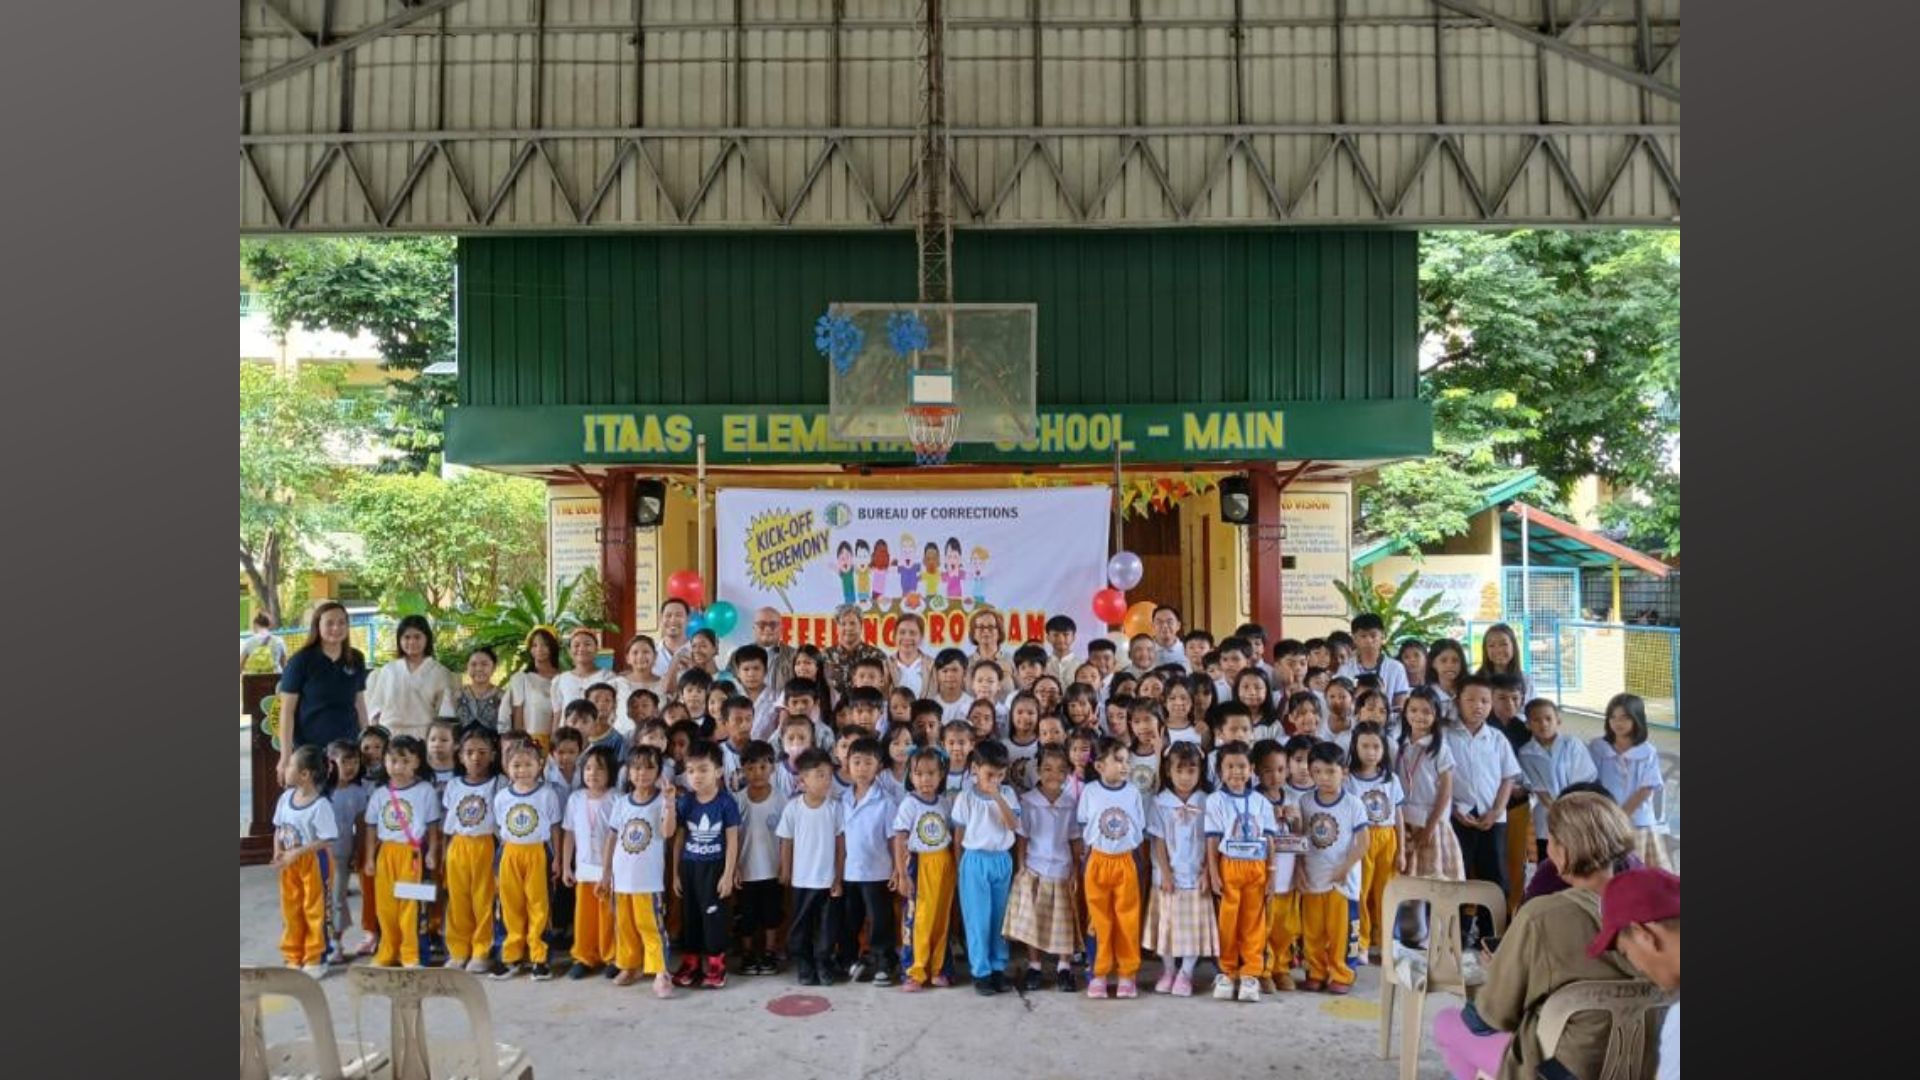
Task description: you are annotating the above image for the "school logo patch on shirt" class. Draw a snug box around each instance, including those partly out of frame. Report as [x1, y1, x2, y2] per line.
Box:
[913, 809, 951, 848]
[1129, 762, 1158, 793]
[1097, 806, 1133, 842]
[619, 817, 654, 853]
[1308, 810, 1343, 849]
[275, 824, 300, 851]
[379, 799, 414, 834]
[1361, 788, 1392, 824]
[504, 803, 540, 839]
[455, 794, 489, 828]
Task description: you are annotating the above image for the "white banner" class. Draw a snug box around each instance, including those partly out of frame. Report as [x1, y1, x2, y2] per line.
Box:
[715, 487, 1112, 650]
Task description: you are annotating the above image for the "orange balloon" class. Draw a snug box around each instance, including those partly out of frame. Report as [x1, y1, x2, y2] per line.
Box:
[1122, 600, 1157, 639]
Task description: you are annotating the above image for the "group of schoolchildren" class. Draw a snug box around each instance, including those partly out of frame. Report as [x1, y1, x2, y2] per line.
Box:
[270, 609, 1669, 1006]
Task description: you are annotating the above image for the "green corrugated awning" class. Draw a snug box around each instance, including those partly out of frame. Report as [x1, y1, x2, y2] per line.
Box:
[1501, 503, 1671, 577]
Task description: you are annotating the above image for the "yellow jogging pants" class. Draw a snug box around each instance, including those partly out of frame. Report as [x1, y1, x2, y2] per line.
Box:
[278, 849, 331, 967]
[444, 834, 496, 964]
[1358, 826, 1399, 954]
[1215, 858, 1270, 979]
[904, 849, 956, 985]
[497, 842, 551, 965]
[1083, 850, 1142, 979]
[572, 878, 616, 968]
[1265, 891, 1302, 978]
[614, 892, 670, 974]
[1300, 890, 1359, 987]
[373, 841, 427, 967]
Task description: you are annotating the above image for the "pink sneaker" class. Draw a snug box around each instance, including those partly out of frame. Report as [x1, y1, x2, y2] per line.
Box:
[1171, 972, 1194, 997]
[1085, 975, 1109, 999]
[932, 973, 952, 988]
[1115, 977, 1139, 999]
[898, 977, 924, 993]
[653, 972, 673, 999]
[1154, 970, 1175, 994]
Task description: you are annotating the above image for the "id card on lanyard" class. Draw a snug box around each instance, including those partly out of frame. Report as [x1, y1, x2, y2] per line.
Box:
[1220, 788, 1267, 861]
[386, 784, 438, 902]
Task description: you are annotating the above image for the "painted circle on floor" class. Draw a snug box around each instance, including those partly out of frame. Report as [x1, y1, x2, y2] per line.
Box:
[767, 993, 832, 1017]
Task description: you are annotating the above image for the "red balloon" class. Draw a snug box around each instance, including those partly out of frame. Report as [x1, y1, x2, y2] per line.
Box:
[666, 570, 706, 607]
[1091, 587, 1128, 625]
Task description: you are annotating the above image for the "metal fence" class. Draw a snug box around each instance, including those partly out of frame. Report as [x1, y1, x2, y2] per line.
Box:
[240, 613, 390, 673]
[1462, 618, 1680, 730]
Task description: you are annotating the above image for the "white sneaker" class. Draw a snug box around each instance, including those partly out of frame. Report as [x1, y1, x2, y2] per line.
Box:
[1212, 973, 1236, 1000]
[301, 964, 328, 980]
[1238, 976, 1261, 1003]
[466, 958, 491, 974]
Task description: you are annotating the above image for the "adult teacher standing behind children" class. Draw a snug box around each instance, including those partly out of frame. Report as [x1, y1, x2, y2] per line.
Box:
[363, 613, 457, 741]
[276, 601, 369, 770]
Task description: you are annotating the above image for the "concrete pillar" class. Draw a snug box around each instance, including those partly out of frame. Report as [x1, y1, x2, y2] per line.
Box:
[1247, 461, 1286, 638]
[599, 470, 639, 653]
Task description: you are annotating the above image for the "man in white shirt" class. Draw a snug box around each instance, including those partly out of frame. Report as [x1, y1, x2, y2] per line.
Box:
[1337, 613, 1412, 709]
[1590, 868, 1680, 1080]
[653, 599, 693, 676]
[1448, 675, 1522, 945]
[1150, 606, 1188, 669]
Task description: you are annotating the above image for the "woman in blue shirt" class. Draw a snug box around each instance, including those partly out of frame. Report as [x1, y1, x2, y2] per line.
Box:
[276, 601, 370, 772]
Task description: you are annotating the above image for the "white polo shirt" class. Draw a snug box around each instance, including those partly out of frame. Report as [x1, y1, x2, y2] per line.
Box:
[1518, 736, 1600, 839]
[951, 784, 1021, 853]
[1017, 787, 1077, 881]
[1449, 722, 1524, 822]
[892, 791, 955, 854]
[839, 783, 899, 882]
[1149, 789, 1210, 889]
[493, 783, 562, 846]
[1338, 654, 1412, 705]
[775, 794, 844, 890]
[1076, 779, 1147, 855]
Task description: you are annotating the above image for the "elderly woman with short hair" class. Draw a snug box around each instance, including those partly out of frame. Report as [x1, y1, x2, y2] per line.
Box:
[821, 602, 888, 701]
[1430, 792, 1655, 1080]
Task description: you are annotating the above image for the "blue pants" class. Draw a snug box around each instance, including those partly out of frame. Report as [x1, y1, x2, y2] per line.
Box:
[958, 849, 1013, 979]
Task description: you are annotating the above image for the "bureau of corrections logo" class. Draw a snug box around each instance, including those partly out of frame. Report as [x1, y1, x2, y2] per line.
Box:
[379, 799, 414, 833]
[913, 810, 950, 848]
[504, 802, 540, 839]
[455, 794, 489, 829]
[620, 817, 654, 854]
[1097, 806, 1133, 842]
[823, 503, 853, 528]
[1361, 788, 1391, 823]
[1307, 811, 1342, 849]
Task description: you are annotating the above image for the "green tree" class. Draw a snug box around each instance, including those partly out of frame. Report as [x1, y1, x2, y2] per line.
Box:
[242, 238, 456, 473]
[340, 470, 547, 612]
[239, 364, 364, 626]
[1361, 230, 1680, 552]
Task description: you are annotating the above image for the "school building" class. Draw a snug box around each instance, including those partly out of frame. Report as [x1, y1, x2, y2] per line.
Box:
[442, 230, 1432, 648]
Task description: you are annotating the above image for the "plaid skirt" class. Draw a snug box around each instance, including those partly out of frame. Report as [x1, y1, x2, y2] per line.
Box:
[1633, 827, 1672, 871]
[1404, 817, 1466, 881]
[1003, 868, 1081, 955]
[1144, 886, 1219, 958]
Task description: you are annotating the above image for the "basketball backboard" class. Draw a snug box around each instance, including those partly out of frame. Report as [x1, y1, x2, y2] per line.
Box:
[825, 302, 1037, 443]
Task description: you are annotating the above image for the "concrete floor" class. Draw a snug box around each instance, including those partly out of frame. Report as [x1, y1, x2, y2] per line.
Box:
[240, 866, 1455, 1079]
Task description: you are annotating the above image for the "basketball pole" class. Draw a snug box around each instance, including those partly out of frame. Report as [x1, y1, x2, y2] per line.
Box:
[697, 434, 709, 588]
[1112, 420, 1124, 559]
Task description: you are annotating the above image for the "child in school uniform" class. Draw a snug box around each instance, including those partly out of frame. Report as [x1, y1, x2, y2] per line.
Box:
[559, 745, 620, 980]
[734, 740, 788, 975]
[1395, 687, 1465, 881]
[951, 740, 1022, 994]
[1254, 738, 1304, 992]
[1295, 743, 1368, 994]
[1206, 740, 1276, 1002]
[1004, 692, 1044, 793]
[1147, 742, 1217, 998]
[490, 742, 562, 980]
[438, 729, 501, 973]
[1344, 722, 1406, 966]
[1006, 746, 1082, 992]
[892, 746, 958, 992]
[836, 736, 902, 985]
[599, 745, 677, 997]
[778, 749, 846, 987]
[1075, 736, 1149, 999]
[1589, 692, 1671, 870]
[550, 629, 608, 733]
[1516, 698, 1599, 864]
[323, 740, 368, 965]
[1449, 676, 1524, 946]
[363, 735, 442, 969]
[351, 726, 391, 957]
[273, 746, 340, 978]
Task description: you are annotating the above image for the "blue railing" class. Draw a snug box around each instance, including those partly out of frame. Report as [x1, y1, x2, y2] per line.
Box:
[1461, 618, 1679, 730]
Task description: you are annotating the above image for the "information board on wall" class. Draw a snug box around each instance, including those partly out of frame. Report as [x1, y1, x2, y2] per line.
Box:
[1280, 490, 1352, 618]
[547, 490, 659, 637]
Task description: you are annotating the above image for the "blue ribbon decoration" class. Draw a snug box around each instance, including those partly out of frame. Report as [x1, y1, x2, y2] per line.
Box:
[814, 312, 866, 375]
[886, 311, 931, 357]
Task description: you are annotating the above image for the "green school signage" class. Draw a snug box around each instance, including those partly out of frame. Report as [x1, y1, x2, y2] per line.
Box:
[444, 401, 1432, 467]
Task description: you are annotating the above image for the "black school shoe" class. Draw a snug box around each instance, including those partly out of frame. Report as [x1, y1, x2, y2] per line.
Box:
[990, 972, 1009, 994]
[603, 964, 620, 980]
[872, 965, 896, 987]
[1021, 968, 1042, 993]
[1055, 969, 1078, 993]
[974, 979, 997, 996]
[798, 966, 822, 987]
[530, 962, 554, 981]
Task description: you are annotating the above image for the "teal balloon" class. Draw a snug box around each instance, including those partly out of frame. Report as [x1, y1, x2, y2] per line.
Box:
[706, 601, 739, 638]
[687, 611, 708, 635]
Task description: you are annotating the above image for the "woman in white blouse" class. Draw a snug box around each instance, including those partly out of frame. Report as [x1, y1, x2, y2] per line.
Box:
[364, 614, 457, 741]
[505, 627, 563, 742]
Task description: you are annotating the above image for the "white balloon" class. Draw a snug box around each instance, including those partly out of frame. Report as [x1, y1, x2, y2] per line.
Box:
[1107, 551, 1145, 591]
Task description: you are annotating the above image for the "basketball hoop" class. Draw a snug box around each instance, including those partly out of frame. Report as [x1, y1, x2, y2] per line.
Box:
[905, 403, 960, 465]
